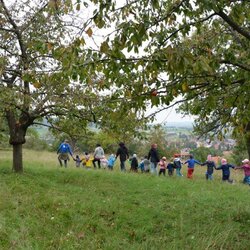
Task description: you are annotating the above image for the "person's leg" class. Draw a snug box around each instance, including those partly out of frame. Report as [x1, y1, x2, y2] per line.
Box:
[163, 169, 166, 176]
[243, 176, 250, 184]
[120, 161, 126, 171]
[222, 174, 229, 181]
[187, 168, 193, 178]
[176, 167, 183, 176]
[64, 160, 67, 168]
[170, 169, 174, 176]
[92, 158, 97, 168]
[208, 174, 213, 180]
[58, 155, 63, 167]
[97, 159, 101, 169]
[245, 176, 250, 184]
[150, 162, 157, 175]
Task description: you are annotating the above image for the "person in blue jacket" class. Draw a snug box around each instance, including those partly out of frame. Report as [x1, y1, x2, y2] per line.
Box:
[107, 154, 116, 170]
[184, 154, 201, 179]
[57, 139, 74, 167]
[215, 158, 235, 183]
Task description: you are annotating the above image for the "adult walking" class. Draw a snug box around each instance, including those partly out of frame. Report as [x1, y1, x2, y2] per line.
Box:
[147, 143, 160, 175]
[116, 142, 129, 171]
[57, 139, 74, 167]
[92, 144, 105, 169]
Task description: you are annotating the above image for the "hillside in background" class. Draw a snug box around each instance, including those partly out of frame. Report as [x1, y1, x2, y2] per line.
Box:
[164, 121, 193, 129]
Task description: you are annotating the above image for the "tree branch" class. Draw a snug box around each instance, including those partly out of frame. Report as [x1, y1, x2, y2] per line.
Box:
[216, 9, 250, 40]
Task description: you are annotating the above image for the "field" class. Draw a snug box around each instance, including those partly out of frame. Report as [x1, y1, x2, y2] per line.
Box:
[0, 149, 250, 249]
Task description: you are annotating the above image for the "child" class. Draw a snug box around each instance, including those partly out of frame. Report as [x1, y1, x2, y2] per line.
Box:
[216, 158, 235, 182]
[107, 154, 116, 170]
[167, 160, 175, 176]
[173, 156, 183, 176]
[235, 158, 250, 185]
[184, 155, 201, 179]
[138, 157, 145, 173]
[201, 154, 217, 180]
[82, 152, 92, 169]
[100, 157, 108, 169]
[143, 156, 150, 173]
[158, 157, 167, 176]
[74, 155, 82, 168]
[130, 154, 138, 172]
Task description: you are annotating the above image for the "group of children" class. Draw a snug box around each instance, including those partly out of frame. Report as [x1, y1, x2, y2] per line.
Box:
[72, 151, 250, 186]
[151, 154, 250, 185]
[74, 153, 116, 170]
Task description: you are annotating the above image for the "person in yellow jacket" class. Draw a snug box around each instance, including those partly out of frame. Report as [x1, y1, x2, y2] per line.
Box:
[82, 152, 93, 169]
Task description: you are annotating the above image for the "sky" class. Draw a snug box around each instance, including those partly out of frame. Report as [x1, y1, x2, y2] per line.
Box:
[150, 106, 195, 125]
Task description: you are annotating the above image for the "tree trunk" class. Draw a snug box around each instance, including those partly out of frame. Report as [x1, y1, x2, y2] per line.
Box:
[13, 143, 23, 173]
[5, 110, 32, 173]
[245, 122, 250, 160]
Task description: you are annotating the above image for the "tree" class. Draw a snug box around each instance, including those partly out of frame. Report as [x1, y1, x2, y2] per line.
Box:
[77, 0, 250, 156]
[0, 1, 90, 171]
[0, 1, 148, 172]
[2, 0, 250, 172]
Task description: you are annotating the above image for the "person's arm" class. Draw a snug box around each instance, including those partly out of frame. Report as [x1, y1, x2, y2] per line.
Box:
[68, 145, 73, 157]
[147, 151, 151, 160]
[194, 159, 202, 165]
[213, 162, 217, 169]
[116, 148, 120, 159]
[230, 164, 235, 169]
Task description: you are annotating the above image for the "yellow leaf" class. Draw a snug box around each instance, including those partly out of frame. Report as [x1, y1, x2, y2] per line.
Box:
[76, 3, 80, 11]
[33, 82, 41, 88]
[48, 0, 56, 8]
[47, 42, 53, 51]
[181, 82, 189, 92]
[100, 41, 109, 53]
[86, 27, 93, 37]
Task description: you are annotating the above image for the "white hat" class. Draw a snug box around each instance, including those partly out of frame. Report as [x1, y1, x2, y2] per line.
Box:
[242, 159, 249, 164]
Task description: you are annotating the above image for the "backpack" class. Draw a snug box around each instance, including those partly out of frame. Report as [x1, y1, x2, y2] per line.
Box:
[174, 159, 181, 168]
[60, 144, 68, 153]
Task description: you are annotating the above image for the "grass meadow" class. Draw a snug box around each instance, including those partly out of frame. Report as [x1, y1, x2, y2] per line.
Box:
[0, 149, 250, 249]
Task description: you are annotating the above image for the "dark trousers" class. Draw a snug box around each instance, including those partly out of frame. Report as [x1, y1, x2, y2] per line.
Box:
[168, 169, 174, 176]
[222, 174, 233, 183]
[93, 158, 101, 169]
[159, 169, 166, 176]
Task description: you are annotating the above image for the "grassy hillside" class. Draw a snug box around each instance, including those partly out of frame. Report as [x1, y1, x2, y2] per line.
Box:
[0, 150, 250, 249]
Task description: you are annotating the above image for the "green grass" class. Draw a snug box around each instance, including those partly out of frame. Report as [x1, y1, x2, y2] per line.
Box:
[0, 149, 250, 249]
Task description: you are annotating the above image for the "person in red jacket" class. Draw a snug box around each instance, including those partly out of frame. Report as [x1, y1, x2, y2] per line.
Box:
[235, 158, 250, 185]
